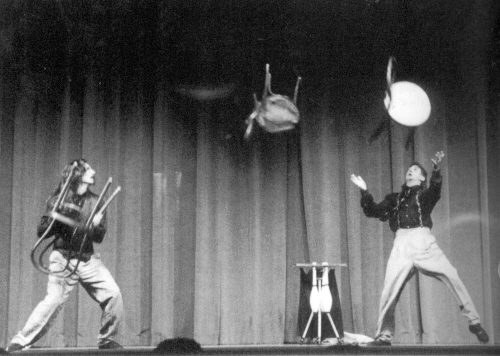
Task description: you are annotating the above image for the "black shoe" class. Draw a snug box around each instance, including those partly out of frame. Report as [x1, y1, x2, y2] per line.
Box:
[98, 340, 124, 349]
[469, 324, 489, 344]
[6, 343, 24, 352]
[365, 339, 391, 346]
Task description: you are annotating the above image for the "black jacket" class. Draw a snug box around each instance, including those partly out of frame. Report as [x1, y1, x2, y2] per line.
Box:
[360, 169, 442, 232]
[37, 190, 106, 256]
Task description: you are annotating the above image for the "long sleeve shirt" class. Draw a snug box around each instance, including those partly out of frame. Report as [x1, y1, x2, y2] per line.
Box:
[37, 190, 106, 257]
[360, 169, 442, 232]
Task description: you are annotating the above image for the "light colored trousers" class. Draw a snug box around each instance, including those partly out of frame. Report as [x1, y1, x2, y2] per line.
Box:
[11, 250, 123, 348]
[375, 227, 480, 342]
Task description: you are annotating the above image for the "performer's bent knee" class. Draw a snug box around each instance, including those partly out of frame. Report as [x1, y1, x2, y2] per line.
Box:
[43, 292, 69, 306]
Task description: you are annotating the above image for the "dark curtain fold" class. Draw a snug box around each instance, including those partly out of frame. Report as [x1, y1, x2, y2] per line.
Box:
[1, 0, 499, 348]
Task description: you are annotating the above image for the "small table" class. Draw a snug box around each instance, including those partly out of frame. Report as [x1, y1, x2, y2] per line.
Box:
[296, 262, 347, 344]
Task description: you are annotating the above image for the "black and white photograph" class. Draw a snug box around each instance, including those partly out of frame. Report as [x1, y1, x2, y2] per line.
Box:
[0, 0, 498, 355]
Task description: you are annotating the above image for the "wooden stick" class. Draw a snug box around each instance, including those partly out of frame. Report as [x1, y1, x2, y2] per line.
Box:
[96, 186, 121, 216]
[85, 177, 112, 229]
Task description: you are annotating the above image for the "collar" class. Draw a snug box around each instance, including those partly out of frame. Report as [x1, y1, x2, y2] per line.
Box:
[71, 191, 88, 206]
[401, 184, 423, 193]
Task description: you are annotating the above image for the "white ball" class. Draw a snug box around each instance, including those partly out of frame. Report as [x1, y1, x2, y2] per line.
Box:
[384, 81, 431, 126]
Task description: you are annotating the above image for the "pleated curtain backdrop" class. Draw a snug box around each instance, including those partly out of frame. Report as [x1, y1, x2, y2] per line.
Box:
[1, 1, 499, 348]
[1, 67, 499, 347]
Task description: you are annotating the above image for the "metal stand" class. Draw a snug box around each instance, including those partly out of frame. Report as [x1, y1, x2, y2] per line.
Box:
[296, 262, 347, 345]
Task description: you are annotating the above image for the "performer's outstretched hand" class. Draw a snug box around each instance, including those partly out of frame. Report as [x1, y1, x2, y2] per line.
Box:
[92, 212, 103, 227]
[350, 174, 367, 191]
[431, 151, 445, 170]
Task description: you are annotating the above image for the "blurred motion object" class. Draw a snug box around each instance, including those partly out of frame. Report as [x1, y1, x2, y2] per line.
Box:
[244, 63, 301, 139]
[384, 57, 431, 127]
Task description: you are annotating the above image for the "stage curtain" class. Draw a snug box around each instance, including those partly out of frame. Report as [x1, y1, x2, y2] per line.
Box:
[1, 1, 499, 348]
[2, 68, 498, 347]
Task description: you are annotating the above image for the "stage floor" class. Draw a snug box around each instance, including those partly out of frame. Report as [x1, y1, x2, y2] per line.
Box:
[9, 344, 499, 356]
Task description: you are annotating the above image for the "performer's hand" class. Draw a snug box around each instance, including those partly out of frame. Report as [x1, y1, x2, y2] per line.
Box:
[350, 174, 367, 191]
[92, 212, 103, 227]
[431, 151, 445, 169]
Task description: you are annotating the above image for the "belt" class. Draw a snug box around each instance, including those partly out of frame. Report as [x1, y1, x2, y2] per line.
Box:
[56, 248, 92, 263]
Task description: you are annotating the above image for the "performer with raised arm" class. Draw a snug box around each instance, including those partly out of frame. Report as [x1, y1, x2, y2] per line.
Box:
[7, 159, 123, 352]
[350, 152, 489, 346]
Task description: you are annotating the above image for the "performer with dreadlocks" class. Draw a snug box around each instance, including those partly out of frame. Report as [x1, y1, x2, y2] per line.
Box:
[7, 159, 123, 352]
[350, 152, 489, 346]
